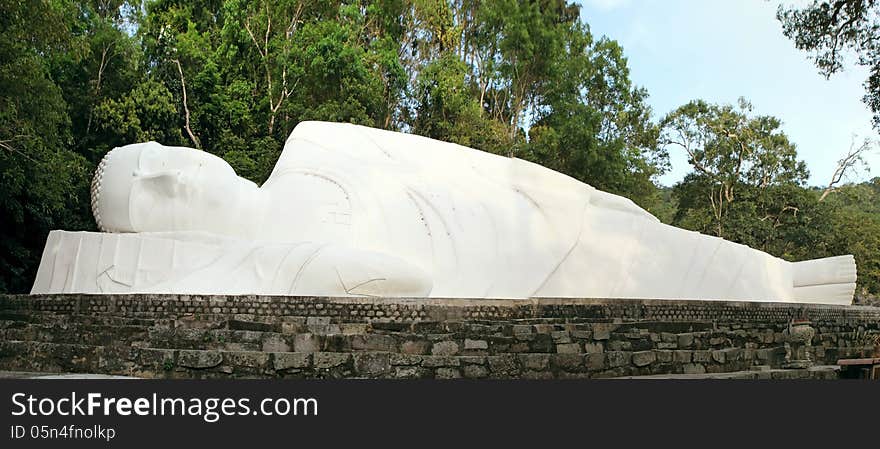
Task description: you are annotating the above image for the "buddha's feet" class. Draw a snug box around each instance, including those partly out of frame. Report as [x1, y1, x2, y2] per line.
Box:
[791, 255, 857, 305]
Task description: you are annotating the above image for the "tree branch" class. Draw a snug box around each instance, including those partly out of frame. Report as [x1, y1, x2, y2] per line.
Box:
[174, 59, 201, 149]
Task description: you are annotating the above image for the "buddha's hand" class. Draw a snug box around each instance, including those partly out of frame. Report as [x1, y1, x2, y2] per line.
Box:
[291, 244, 433, 297]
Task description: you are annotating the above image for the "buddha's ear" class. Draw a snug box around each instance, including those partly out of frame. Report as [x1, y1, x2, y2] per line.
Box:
[134, 170, 185, 197]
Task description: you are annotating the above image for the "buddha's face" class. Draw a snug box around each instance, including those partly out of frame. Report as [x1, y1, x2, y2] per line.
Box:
[92, 142, 246, 233]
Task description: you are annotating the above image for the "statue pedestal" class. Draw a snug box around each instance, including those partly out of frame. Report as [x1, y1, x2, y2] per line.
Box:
[1, 295, 877, 378]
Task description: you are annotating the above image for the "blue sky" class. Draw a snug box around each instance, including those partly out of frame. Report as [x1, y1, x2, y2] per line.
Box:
[576, 0, 880, 187]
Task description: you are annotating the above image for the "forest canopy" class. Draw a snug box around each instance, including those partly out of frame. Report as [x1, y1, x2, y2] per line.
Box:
[0, 0, 878, 303]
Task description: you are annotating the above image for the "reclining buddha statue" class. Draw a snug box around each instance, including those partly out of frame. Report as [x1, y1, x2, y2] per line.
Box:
[31, 121, 857, 304]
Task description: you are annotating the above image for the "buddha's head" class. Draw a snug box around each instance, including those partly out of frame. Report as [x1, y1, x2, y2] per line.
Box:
[91, 142, 248, 233]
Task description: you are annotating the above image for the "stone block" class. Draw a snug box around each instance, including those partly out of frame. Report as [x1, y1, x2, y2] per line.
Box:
[584, 342, 604, 353]
[551, 331, 572, 344]
[655, 350, 673, 363]
[435, 367, 462, 379]
[692, 350, 711, 363]
[723, 348, 743, 362]
[261, 335, 290, 353]
[281, 322, 305, 335]
[178, 350, 222, 369]
[313, 352, 351, 369]
[389, 353, 422, 366]
[421, 356, 460, 367]
[394, 366, 430, 379]
[529, 334, 554, 353]
[756, 347, 783, 363]
[487, 355, 519, 376]
[570, 330, 592, 340]
[431, 340, 459, 356]
[550, 354, 583, 371]
[533, 324, 555, 334]
[351, 334, 396, 352]
[354, 352, 391, 377]
[556, 343, 581, 354]
[273, 353, 311, 370]
[293, 333, 320, 353]
[673, 350, 692, 363]
[459, 356, 487, 365]
[340, 323, 368, 335]
[307, 324, 341, 335]
[709, 336, 728, 346]
[463, 364, 488, 379]
[518, 354, 550, 371]
[682, 363, 705, 375]
[632, 351, 656, 367]
[139, 348, 176, 368]
[320, 334, 351, 352]
[514, 333, 536, 341]
[591, 323, 618, 341]
[677, 333, 694, 348]
[512, 325, 533, 335]
[605, 351, 630, 368]
[225, 351, 270, 369]
[306, 316, 330, 326]
[400, 340, 431, 355]
[607, 340, 632, 351]
[464, 339, 488, 350]
[585, 353, 605, 370]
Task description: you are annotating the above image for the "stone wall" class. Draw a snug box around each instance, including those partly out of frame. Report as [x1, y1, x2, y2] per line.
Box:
[1, 295, 878, 378]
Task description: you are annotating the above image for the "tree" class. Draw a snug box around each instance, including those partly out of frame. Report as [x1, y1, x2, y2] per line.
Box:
[0, 0, 93, 292]
[49, 1, 142, 161]
[819, 178, 880, 300]
[410, 53, 510, 151]
[819, 134, 874, 201]
[524, 23, 665, 205]
[778, 0, 880, 129]
[661, 98, 808, 236]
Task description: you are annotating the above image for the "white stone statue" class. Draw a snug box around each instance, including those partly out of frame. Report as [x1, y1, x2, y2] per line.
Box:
[31, 121, 857, 304]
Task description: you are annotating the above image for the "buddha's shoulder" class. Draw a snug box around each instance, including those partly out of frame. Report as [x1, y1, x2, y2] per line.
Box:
[287, 121, 391, 142]
[284, 121, 507, 166]
[289, 120, 351, 135]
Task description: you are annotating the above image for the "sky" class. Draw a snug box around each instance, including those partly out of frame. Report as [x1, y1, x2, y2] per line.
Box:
[576, 0, 880, 187]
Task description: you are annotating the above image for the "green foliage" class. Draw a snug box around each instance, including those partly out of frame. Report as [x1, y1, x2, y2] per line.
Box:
[0, 0, 93, 292]
[92, 79, 183, 148]
[661, 98, 809, 236]
[820, 179, 880, 298]
[778, 0, 880, 129]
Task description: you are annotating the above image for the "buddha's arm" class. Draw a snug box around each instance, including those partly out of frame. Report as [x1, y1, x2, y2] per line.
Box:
[289, 244, 433, 297]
